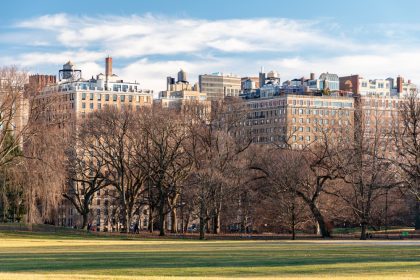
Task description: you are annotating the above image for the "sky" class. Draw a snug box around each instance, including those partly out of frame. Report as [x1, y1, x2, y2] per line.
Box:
[1, 0, 420, 91]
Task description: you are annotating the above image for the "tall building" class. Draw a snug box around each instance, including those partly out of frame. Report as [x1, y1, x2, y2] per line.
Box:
[199, 73, 241, 100]
[307, 73, 340, 92]
[157, 69, 209, 110]
[238, 93, 354, 147]
[35, 57, 154, 127]
[241, 76, 259, 91]
[339, 75, 416, 97]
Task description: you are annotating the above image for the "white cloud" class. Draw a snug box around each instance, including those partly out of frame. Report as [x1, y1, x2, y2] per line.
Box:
[13, 14, 357, 56]
[17, 13, 70, 30]
[1, 13, 420, 92]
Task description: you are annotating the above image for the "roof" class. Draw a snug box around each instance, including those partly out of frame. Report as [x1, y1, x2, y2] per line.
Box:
[319, 72, 339, 81]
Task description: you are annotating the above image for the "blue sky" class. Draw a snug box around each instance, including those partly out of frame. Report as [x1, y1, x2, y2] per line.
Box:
[1, 0, 420, 91]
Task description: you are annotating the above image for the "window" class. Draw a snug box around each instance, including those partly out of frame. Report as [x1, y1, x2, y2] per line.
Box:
[128, 95, 133, 102]
[105, 94, 110, 101]
[120, 95, 125, 102]
[113, 95, 117, 101]
[97, 94, 101, 101]
[82, 102, 86, 109]
[98, 103, 101, 110]
[90, 103, 94, 110]
[90, 93, 94, 100]
[82, 92, 86, 100]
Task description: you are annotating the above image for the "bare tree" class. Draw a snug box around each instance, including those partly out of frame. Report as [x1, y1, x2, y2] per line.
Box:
[186, 98, 251, 239]
[251, 146, 310, 239]
[392, 91, 420, 229]
[87, 108, 145, 233]
[327, 96, 399, 239]
[63, 118, 111, 230]
[139, 107, 192, 236]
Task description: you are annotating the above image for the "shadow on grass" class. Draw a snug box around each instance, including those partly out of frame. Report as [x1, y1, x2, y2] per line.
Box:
[0, 244, 419, 277]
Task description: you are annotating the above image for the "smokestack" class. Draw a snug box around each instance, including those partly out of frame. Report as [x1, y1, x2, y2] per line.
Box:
[310, 73, 315, 80]
[105, 56, 112, 77]
[397, 76, 403, 93]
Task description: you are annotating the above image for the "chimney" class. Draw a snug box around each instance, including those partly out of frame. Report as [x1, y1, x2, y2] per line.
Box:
[408, 79, 411, 84]
[397, 76, 403, 93]
[105, 56, 112, 77]
[310, 73, 315, 80]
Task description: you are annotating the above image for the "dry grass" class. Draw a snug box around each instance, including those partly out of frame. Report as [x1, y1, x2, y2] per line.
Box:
[0, 231, 419, 279]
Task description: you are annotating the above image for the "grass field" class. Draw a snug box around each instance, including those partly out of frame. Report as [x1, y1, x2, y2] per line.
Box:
[0, 231, 419, 279]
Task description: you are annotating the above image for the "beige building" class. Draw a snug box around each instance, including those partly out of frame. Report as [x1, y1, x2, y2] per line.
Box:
[35, 58, 153, 128]
[199, 73, 241, 100]
[34, 58, 154, 230]
[157, 70, 208, 110]
[238, 93, 355, 149]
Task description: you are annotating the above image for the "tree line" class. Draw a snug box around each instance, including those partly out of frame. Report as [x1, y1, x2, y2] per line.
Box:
[0, 67, 419, 240]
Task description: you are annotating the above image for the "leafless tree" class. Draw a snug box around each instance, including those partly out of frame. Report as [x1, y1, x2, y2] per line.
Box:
[86, 108, 145, 233]
[63, 118, 112, 230]
[327, 97, 400, 239]
[186, 98, 251, 239]
[392, 91, 420, 229]
[138, 107, 192, 236]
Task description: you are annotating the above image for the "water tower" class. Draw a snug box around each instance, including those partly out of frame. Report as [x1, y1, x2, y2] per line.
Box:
[59, 61, 82, 81]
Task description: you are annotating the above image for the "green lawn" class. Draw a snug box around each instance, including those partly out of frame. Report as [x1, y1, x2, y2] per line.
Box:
[0, 231, 419, 279]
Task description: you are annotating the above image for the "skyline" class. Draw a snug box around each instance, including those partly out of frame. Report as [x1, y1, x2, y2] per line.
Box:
[1, 0, 420, 91]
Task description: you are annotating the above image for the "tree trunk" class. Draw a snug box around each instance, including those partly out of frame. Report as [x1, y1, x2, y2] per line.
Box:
[171, 207, 178, 233]
[415, 200, 420, 230]
[291, 201, 296, 240]
[158, 201, 165, 236]
[125, 210, 130, 234]
[199, 198, 206, 240]
[212, 212, 220, 234]
[206, 219, 211, 234]
[183, 213, 190, 233]
[308, 202, 330, 238]
[81, 212, 88, 230]
[360, 222, 367, 240]
[148, 207, 154, 233]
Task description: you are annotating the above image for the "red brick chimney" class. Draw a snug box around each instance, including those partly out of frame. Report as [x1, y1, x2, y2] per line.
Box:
[397, 76, 403, 93]
[310, 73, 315, 80]
[105, 56, 112, 77]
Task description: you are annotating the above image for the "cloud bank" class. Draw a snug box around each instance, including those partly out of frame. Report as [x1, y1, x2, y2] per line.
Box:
[1, 13, 419, 91]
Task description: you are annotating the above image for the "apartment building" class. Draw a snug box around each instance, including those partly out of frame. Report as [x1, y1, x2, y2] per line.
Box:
[34, 58, 153, 127]
[157, 69, 208, 110]
[34, 58, 154, 231]
[239, 93, 354, 148]
[199, 73, 241, 100]
[339, 75, 416, 97]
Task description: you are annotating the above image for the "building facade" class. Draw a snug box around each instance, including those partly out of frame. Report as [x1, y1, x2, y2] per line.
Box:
[199, 73, 241, 100]
[35, 58, 154, 231]
[158, 70, 208, 110]
[238, 93, 354, 148]
[339, 75, 416, 97]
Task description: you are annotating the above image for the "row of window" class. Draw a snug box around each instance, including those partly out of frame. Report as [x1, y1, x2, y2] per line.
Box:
[292, 108, 351, 116]
[81, 92, 150, 103]
[292, 118, 350, 126]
